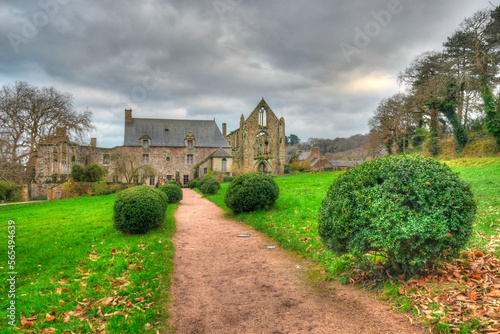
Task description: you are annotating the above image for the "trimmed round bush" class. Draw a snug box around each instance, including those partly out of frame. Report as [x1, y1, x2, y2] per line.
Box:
[113, 186, 168, 234]
[199, 177, 220, 195]
[189, 178, 200, 189]
[166, 180, 180, 187]
[159, 183, 183, 203]
[318, 154, 477, 275]
[197, 177, 209, 189]
[224, 172, 279, 214]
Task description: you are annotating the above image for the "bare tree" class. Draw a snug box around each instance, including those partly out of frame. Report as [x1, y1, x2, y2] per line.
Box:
[0, 81, 94, 182]
[111, 151, 156, 183]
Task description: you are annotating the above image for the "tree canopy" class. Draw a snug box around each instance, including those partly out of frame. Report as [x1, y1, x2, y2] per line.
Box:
[0, 81, 94, 182]
[369, 6, 500, 155]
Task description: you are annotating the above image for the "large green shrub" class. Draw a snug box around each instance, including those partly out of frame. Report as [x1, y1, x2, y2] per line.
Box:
[159, 183, 183, 203]
[224, 172, 279, 214]
[318, 154, 477, 275]
[71, 164, 107, 182]
[199, 177, 220, 195]
[113, 186, 168, 234]
[0, 181, 21, 201]
[71, 164, 85, 182]
[188, 178, 200, 189]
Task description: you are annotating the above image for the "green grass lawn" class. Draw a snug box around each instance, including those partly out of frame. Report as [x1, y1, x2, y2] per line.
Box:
[447, 159, 500, 254]
[202, 158, 500, 333]
[205, 159, 500, 276]
[0, 195, 177, 333]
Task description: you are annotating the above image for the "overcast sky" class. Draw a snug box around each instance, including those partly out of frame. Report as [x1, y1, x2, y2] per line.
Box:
[0, 0, 497, 148]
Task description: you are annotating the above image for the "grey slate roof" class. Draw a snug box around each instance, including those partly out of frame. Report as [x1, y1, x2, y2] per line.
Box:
[310, 158, 320, 166]
[212, 148, 233, 158]
[297, 151, 311, 160]
[328, 160, 364, 167]
[124, 118, 231, 148]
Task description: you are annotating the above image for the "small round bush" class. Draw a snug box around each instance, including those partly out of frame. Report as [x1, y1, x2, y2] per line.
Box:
[223, 175, 234, 183]
[318, 154, 477, 275]
[224, 172, 279, 214]
[189, 178, 200, 189]
[159, 183, 183, 203]
[113, 186, 168, 234]
[199, 177, 220, 195]
[197, 177, 209, 189]
[166, 180, 180, 187]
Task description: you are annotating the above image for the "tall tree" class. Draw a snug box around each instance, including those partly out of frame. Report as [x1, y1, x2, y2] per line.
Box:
[448, 8, 500, 145]
[285, 134, 300, 147]
[369, 93, 416, 155]
[0, 81, 94, 181]
[399, 51, 470, 154]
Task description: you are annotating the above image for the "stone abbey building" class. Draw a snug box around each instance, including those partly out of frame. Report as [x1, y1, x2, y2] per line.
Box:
[226, 99, 285, 175]
[33, 99, 285, 192]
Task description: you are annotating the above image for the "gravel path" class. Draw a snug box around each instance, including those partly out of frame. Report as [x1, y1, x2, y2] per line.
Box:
[169, 189, 424, 333]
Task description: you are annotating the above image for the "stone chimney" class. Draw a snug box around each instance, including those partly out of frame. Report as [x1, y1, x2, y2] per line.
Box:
[311, 147, 320, 157]
[90, 138, 97, 147]
[125, 109, 132, 123]
[222, 123, 227, 137]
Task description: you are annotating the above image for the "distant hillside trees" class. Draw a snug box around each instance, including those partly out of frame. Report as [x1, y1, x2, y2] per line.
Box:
[0, 81, 94, 183]
[285, 134, 367, 162]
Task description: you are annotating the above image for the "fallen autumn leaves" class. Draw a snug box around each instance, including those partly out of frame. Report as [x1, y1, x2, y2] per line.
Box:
[351, 249, 500, 333]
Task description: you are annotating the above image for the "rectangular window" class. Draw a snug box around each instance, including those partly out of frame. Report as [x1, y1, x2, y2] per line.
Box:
[187, 154, 193, 164]
[149, 177, 155, 186]
[133, 175, 139, 183]
[143, 154, 149, 164]
[187, 140, 193, 148]
[103, 154, 110, 165]
[183, 175, 189, 186]
[203, 167, 207, 175]
[112, 174, 119, 182]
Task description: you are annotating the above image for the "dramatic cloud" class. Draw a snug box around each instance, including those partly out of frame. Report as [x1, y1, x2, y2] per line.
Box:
[0, 0, 496, 147]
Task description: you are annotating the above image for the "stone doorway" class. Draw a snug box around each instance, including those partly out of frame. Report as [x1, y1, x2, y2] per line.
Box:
[257, 162, 268, 173]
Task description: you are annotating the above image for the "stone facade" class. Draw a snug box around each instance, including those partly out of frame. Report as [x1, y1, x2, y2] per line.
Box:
[226, 99, 286, 175]
[33, 99, 286, 198]
[33, 111, 233, 194]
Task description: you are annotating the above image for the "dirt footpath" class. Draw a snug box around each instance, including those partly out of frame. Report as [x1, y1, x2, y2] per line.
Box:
[169, 189, 424, 333]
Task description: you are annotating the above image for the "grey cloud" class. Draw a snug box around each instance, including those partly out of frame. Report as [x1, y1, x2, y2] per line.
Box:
[0, 0, 497, 147]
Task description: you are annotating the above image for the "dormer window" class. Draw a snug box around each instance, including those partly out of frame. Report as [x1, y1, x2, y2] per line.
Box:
[140, 131, 151, 149]
[185, 131, 195, 148]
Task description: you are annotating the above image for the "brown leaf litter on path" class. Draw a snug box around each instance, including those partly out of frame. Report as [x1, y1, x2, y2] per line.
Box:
[169, 189, 424, 333]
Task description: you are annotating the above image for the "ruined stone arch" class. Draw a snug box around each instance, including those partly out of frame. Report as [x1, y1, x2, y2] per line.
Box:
[254, 160, 271, 174]
[254, 131, 271, 158]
